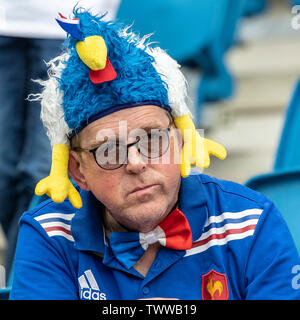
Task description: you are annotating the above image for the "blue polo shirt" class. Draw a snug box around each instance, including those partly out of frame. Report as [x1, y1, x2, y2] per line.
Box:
[10, 174, 300, 300]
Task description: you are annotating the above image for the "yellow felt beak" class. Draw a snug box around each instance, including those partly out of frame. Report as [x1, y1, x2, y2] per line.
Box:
[76, 35, 107, 71]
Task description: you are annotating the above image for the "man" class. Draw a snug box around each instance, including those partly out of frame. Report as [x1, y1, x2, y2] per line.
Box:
[0, 0, 122, 280]
[10, 9, 300, 300]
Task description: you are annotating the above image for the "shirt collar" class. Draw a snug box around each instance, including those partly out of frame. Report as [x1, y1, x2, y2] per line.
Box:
[71, 172, 208, 254]
[178, 172, 208, 242]
[71, 189, 107, 255]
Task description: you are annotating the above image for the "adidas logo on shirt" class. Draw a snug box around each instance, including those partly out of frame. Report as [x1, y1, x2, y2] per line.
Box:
[78, 269, 107, 300]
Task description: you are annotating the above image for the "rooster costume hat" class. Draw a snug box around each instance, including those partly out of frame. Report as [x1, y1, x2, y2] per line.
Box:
[31, 9, 226, 208]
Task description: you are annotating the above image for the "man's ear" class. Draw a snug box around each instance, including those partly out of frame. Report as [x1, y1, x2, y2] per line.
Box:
[68, 150, 90, 191]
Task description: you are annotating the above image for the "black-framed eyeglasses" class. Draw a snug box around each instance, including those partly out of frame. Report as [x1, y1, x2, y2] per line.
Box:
[72, 127, 171, 170]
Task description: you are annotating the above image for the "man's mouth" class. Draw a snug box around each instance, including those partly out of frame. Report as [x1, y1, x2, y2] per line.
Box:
[129, 184, 160, 196]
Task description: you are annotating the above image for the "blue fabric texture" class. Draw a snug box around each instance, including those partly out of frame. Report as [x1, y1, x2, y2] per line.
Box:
[109, 232, 145, 269]
[59, 10, 170, 133]
[10, 173, 300, 300]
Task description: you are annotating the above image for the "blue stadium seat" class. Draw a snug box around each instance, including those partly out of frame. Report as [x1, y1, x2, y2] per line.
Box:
[194, 0, 245, 120]
[117, 0, 228, 62]
[291, 0, 300, 6]
[246, 169, 300, 254]
[243, 0, 268, 17]
[117, 0, 245, 125]
[245, 78, 300, 255]
[274, 78, 300, 171]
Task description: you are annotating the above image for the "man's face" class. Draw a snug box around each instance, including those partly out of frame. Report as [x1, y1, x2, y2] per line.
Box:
[69, 105, 182, 233]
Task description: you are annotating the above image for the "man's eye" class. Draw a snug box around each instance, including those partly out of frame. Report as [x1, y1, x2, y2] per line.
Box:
[100, 142, 118, 152]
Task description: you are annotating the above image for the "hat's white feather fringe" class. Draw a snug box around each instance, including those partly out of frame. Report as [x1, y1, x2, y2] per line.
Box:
[27, 53, 71, 147]
[148, 46, 191, 118]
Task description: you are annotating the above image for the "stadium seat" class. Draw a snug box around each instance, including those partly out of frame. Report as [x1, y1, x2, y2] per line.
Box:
[243, 0, 268, 17]
[245, 78, 300, 254]
[117, 0, 228, 62]
[246, 169, 300, 254]
[117, 0, 245, 125]
[274, 78, 300, 171]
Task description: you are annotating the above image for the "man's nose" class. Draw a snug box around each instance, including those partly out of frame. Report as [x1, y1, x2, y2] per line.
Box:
[125, 145, 146, 174]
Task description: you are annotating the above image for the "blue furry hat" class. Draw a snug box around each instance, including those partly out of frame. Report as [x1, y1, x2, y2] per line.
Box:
[58, 10, 170, 135]
[32, 9, 189, 147]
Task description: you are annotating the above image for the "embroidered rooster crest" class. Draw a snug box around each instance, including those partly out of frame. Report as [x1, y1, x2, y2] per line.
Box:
[207, 277, 223, 300]
[202, 270, 229, 300]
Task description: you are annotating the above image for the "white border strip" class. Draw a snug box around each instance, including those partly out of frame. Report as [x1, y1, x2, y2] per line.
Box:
[46, 230, 74, 242]
[185, 229, 255, 257]
[198, 218, 259, 242]
[204, 208, 262, 227]
[35, 213, 75, 221]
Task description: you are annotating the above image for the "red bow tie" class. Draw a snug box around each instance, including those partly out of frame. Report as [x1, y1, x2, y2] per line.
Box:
[109, 209, 193, 269]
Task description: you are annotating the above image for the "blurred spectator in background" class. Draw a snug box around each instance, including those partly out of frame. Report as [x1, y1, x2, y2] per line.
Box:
[0, 0, 121, 277]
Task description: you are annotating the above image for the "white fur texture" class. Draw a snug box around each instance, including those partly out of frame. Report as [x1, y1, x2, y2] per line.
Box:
[148, 46, 191, 118]
[28, 53, 71, 147]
